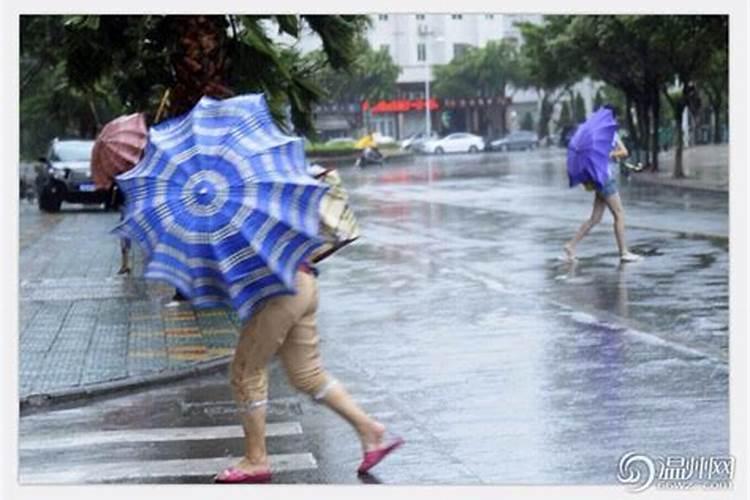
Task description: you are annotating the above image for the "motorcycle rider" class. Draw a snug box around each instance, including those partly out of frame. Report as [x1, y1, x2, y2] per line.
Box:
[355, 130, 383, 166]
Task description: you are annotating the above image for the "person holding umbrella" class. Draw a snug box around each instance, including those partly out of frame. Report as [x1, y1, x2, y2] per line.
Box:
[114, 94, 403, 484]
[91, 112, 149, 275]
[563, 104, 641, 263]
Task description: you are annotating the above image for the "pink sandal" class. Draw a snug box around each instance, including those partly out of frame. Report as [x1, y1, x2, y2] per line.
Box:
[357, 436, 405, 474]
[214, 467, 272, 484]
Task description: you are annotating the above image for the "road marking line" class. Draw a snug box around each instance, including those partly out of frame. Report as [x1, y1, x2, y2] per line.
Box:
[20, 452, 318, 484]
[20, 422, 302, 451]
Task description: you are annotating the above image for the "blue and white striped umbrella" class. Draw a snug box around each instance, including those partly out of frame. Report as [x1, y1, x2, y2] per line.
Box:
[114, 94, 329, 321]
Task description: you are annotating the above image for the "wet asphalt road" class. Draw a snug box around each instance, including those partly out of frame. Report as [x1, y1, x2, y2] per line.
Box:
[18, 148, 729, 485]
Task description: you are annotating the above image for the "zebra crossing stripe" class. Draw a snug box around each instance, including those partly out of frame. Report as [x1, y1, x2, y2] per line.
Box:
[20, 453, 318, 484]
[20, 422, 302, 451]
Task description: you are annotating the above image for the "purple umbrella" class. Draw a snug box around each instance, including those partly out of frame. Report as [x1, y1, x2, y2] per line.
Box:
[567, 108, 618, 190]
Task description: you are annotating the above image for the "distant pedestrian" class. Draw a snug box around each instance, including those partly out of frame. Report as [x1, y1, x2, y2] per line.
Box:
[563, 104, 642, 263]
[114, 188, 132, 275]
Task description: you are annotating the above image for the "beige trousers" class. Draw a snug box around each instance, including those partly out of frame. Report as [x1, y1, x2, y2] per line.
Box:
[230, 270, 334, 412]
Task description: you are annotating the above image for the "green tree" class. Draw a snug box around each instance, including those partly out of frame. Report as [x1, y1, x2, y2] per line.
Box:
[698, 46, 728, 144]
[654, 16, 727, 177]
[20, 16, 127, 156]
[517, 16, 583, 141]
[562, 16, 663, 169]
[561, 15, 726, 175]
[22, 15, 369, 137]
[309, 37, 400, 131]
[433, 39, 524, 136]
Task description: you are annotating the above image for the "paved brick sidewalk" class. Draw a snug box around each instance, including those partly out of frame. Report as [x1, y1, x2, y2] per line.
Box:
[628, 144, 728, 193]
[19, 205, 241, 406]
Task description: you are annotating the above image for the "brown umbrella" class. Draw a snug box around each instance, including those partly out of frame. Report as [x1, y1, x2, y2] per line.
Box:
[91, 112, 148, 190]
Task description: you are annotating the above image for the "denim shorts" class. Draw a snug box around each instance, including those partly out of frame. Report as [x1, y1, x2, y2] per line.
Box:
[596, 176, 618, 198]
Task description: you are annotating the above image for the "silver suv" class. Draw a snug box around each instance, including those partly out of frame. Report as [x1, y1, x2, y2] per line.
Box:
[35, 138, 116, 212]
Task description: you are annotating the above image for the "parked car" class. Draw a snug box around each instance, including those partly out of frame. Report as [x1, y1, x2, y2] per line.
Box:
[487, 130, 540, 152]
[400, 131, 439, 150]
[35, 138, 115, 212]
[420, 133, 485, 155]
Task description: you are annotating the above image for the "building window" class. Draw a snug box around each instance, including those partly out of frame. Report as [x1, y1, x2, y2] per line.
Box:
[485, 14, 494, 19]
[417, 43, 426, 62]
[451, 14, 463, 20]
[453, 43, 470, 60]
[416, 14, 425, 20]
[380, 44, 390, 54]
[378, 14, 389, 21]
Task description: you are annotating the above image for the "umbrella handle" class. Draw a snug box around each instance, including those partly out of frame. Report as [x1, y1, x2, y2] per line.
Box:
[154, 89, 171, 123]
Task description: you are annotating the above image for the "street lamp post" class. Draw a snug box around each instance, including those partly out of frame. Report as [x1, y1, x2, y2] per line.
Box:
[424, 53, 431, 138]
[419, 26, 444, 138]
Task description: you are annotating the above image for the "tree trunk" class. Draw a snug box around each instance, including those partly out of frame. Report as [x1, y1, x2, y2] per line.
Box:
[537, 93, 553, 141]
[673, 116, 685, 178]
[635, 98, 649, 164]
[163, 15, 233, 123]
[498, 102, 507, 136]
[712, 102, 722, 144]
[650, 86, 660, 171]
[625, 94, 638, 153]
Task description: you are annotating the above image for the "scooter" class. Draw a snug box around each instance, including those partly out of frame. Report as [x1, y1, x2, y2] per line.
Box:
[355, 147, 384, 168]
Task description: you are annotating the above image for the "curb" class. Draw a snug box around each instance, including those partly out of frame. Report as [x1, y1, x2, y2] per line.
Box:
[19, 355, 233, 415]
[628, 173, 728, 194]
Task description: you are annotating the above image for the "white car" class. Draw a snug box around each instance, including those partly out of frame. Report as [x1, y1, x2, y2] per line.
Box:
[400, 131, 439, 150]
[421, 133, 485, 154]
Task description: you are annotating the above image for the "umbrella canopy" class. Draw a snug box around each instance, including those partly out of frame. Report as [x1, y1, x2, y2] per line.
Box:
[114, 94, 329, 321]
[566, 108, 618, 191]
[91, 113, 148, 190]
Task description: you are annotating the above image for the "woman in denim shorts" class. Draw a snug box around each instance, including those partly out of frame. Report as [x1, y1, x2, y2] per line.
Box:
[564, 105, 642, 263]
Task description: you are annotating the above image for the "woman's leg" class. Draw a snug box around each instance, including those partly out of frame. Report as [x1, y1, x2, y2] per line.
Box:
[229, 297, 299, 474]
[602, 193, 627, 255]
[564, 194, 606, 259]
[278, 273, 387, 452]
[117, 238, 131, 274]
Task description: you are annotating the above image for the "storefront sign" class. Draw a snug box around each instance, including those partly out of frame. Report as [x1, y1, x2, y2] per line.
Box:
[362, 98, 440, 114]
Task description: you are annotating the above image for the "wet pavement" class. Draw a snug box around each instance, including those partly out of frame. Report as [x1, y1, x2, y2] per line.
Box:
[18, 147, 729, 485]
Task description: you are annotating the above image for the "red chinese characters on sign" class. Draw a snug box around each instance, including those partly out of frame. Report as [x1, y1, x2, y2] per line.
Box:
[362, 99, 440, 114]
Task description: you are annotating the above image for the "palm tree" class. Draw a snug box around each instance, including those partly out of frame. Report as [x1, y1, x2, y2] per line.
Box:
[36, 15, 370, 132]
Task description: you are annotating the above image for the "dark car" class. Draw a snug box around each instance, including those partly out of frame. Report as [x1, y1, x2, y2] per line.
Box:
[35, 138, 116, 212]
[487, 130, 540, 152]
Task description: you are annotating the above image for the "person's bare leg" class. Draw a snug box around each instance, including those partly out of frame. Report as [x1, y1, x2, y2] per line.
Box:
[564, 194, 606, 259]
[232, 405, 270, 473]
[319, 383, 386, 452]
[228, 298, 297, 476]
[602, 193, 627, 255]
[117, 245, 131, 274]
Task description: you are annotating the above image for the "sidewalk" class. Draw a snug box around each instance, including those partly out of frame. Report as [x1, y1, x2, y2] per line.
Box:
[628, 143, 728, 193]
[19, 206, 242, 410]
